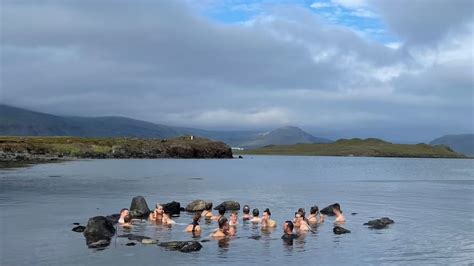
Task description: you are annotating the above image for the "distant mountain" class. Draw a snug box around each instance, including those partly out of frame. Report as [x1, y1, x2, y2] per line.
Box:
[0, 105, 330, 148]
[429, 134, 474, 157]
[239, 126, 332, 148]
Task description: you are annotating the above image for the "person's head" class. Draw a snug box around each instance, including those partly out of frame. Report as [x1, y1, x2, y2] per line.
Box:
[193, 213, 201, 223]
[124, 215, 132, 224]
[284, 220, 294, 234]
[218, 217, 229, 230]
[120, 208, 129, 217]
[230, 212, 238, 223]
[298, 208, 306, 218]
[155, 203, 164, 214]
[296, 211, 305, 221]
[310, 206, 319, 215]
[218, 206, 226, 216]
[205, 202, 213, 211]
[333, 203, 341, 214]
[243, 205, 250, 214]
[263, 208, 271, 220]
[252, 208, 259, 217]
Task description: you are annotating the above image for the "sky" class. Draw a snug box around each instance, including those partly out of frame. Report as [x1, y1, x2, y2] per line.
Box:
[1, 0, 473, 142]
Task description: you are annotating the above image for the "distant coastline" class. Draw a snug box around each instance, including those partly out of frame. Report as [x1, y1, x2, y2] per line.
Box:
[0, 136, 233, 165]
[238, 138, 468, 159]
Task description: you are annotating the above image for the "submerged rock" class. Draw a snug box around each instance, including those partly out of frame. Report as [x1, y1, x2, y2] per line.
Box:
[162, 201, 181, 215]
[364, 217, 394, 229]
[117, 233, 151, 242]
[185, 200, 209, 212]
[83, 216, 115, 248]
[214, 201, 240, 211]
[126, 242, 136, 246]
[333, 226, 351, 235]
[72, 225, 86, 232]
[159, 241, 203, 252]
[88, 239, 111, 248]
[129, 196, 151, 219]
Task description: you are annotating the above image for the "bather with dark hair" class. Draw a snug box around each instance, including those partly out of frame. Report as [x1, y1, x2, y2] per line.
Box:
[212, 205, 226, 221]
[250, 208, 261, 223]
[261, 208, 276, 228]
[212, 217, 230, 238]
[281, 220, 298, 244]
[308, 205, 324, 224]
[242, 205, 251, 220]
[185, 212, 202, 234]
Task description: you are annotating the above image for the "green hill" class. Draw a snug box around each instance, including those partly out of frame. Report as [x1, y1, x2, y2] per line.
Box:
[241, 138, 466, 158]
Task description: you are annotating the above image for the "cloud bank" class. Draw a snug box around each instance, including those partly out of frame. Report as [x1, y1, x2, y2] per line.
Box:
[1, 0, 472, 142]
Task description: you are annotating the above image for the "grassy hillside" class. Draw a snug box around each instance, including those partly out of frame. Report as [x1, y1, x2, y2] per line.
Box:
[0, 136, 233, 161]
[241, 138, 466, 158]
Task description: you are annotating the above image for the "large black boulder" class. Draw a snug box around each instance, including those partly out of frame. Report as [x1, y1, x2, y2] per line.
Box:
[333, 226, 351, 235]
[129, 196, 151, 219]
[83, 216, 116, 248]
[214, 201, 240, 211]
[162, 201, 181, 215]
[159, 241, 203, 252]
[72, 225, 86, 232]
[364, 217, 394, 229]
[185, 200, 208, 212]
[320, 203, 341, 216]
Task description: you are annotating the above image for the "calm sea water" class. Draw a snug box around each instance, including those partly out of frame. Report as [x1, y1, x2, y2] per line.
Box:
[0, 156, 473, 265]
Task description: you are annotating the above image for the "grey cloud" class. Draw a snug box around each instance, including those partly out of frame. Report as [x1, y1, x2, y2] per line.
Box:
[1, 0, 472, 142]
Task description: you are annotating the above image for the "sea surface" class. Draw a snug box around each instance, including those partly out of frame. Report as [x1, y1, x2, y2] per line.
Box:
[0, 156, 473, 265]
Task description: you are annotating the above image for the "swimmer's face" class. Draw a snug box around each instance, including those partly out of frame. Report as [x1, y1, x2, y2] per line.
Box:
[230, 214, 237, 222]
[121, 209, 129, 217]
[156, 206, 164, 214]
[263, 212, 270, 220]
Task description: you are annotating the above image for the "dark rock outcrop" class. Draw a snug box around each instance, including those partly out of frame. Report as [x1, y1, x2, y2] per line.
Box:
[88, 239, 111, 248]
[214, 201, 240, 211]
[72, 225, 86, 232]
[162, 201, 181, 216]
[364, 217, 394, 229]
[333, 226, 351, 235]
[159, 241, 203, 252]
[126, 242, 136, 246]
[185, 200, 209, 212]
[129, 196, 151, 219]
[320, 203, 341, 216]
[83, 216, 116, 248]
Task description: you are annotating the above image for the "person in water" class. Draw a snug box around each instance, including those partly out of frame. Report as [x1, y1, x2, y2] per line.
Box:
[121, 215, 133, 228]
[150, 203, 175, 224]
[308, 205, 324, 224]
[250, 208, 261, 223]
[281, 220, 298, 244]
[294, 211, 311, 231]
[212, 205, 226, 221]
[201, 202, 213, 219]
[118, 208, 129, 224]
[185, 213, 201, 234]
[261, 208, 277, 228]
[333, 203, 346, 224]
[242, 205, 251, 220]
[212, 217, 230, 238]
[229, 211, 238, 226]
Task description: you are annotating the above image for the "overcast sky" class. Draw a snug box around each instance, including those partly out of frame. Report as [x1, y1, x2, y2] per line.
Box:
[1, 0, 473, 142]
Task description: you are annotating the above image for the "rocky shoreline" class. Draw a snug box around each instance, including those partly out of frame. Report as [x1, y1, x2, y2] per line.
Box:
[0, 136, 233, 164]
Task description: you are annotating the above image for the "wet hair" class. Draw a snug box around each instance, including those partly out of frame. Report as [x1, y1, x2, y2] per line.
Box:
[193, 213, 201, 223]
[252, 208, 259, 217]
[243, 205, 250, 214]
[230, 211, 238, 217]
[264, 208, 271, 216]
[298, 208, 306, 218]
[218, 206, 226, 216]
[310, 206, 319, 215]
[120, 208, 128, 214]
[285, 220, 294, 231]
[124, 215, 132, 223]
[218, 217, 228, 229]
[205, 202, 213, 211]
[333, 203, 341, 212]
